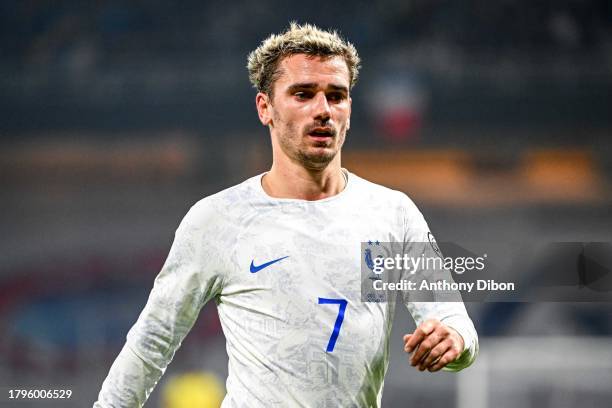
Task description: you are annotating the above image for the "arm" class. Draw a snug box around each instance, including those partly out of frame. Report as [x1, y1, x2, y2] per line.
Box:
[398, 193, 478, 372]
[94, 204, 223, 407]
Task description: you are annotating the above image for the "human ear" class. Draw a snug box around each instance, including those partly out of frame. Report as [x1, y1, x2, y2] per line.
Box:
[256, 92, 273, 126]
[347, 96, 352, 130]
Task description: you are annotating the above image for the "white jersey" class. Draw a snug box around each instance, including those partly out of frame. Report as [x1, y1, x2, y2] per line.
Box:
[94, 171, 478, 408]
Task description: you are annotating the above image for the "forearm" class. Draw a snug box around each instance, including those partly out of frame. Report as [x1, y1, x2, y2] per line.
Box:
[93, 297, 194, 407]
[94, 341, 164, 408]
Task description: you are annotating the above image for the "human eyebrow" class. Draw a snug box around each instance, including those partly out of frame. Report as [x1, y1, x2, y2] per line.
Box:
[287, 83, 317, 93]
[328, 84, 349, 94]
[286, 83, 349, 93]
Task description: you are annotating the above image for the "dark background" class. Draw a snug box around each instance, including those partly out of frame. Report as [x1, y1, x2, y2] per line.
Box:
[1, 1, 611, 407]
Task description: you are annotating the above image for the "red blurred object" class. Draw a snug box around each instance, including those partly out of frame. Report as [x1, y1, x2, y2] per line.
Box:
[379, 108, 422, 142]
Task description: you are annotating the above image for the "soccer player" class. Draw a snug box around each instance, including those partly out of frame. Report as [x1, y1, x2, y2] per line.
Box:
[94, 23, 478, 407]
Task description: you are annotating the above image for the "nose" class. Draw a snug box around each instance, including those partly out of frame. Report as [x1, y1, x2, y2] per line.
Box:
[312, 91, 331, 122]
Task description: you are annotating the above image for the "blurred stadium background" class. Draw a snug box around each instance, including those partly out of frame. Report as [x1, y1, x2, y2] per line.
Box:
[1, 1, 612, 407]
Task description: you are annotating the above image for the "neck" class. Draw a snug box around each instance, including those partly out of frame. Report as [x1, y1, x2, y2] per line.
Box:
[262, 155, 346, 200]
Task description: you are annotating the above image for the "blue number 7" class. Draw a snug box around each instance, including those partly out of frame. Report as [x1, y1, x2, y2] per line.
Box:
[318, 297, 348, 352]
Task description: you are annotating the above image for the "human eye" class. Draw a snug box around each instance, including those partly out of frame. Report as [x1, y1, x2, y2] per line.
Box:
[327, 92, 346, 102]
[293, 90, 312, 100]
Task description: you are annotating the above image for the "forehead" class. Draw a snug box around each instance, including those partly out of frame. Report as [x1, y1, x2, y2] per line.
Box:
[275, 54, 350, 88]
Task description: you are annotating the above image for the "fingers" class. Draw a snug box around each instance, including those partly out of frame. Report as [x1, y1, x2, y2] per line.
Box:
[409, 325, 443, 367]
[428, 344, 462, 372]
[403, 319, 464, 372]
[418, 339, 451, 371]
[404, 319, 436, 353]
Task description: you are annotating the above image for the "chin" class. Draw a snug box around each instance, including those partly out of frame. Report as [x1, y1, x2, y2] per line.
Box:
[298, 149, 337, 168]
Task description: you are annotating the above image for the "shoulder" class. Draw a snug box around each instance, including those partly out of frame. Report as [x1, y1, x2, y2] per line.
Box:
[348, 170, 429, 230]
[348, 171, 405, 204]
[179, 175, 260, 231]
[347, 170, 422, 212]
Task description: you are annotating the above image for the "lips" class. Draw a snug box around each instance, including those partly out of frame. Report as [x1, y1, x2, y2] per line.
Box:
[307, 127, 335, 137]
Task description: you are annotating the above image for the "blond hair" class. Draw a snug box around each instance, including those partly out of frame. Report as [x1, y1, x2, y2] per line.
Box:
[247, 22, 361, 96]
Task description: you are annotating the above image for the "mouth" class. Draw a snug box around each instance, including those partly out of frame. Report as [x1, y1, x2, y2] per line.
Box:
[307, 127, 335, 140]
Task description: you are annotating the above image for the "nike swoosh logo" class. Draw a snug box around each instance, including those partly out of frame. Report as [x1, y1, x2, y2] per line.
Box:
[250, 256, 289, 273]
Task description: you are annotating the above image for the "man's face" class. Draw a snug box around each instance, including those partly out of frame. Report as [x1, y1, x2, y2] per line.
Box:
[256, 54, 352, 169]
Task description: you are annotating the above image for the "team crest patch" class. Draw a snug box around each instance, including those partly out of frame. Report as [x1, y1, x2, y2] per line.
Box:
[364, 240, 385, 278]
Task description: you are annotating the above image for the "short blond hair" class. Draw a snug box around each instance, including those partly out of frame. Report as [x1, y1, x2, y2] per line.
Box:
[247, 22, 361, 96]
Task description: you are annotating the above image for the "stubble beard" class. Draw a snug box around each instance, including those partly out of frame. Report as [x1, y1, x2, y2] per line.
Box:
[276, 121, 347, 170]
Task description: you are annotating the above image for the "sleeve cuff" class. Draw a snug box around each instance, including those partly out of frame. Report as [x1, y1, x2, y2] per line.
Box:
[440, 315, 479, 372]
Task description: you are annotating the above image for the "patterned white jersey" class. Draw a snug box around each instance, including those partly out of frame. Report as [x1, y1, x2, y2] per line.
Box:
[94, 171, 478, 408]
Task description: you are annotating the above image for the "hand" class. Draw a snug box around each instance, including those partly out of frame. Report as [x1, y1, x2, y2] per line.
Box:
[403, 319, 464, 372]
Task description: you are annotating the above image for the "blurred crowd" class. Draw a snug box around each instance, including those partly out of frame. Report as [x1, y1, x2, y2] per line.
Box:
[2, 0, 612, 71]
